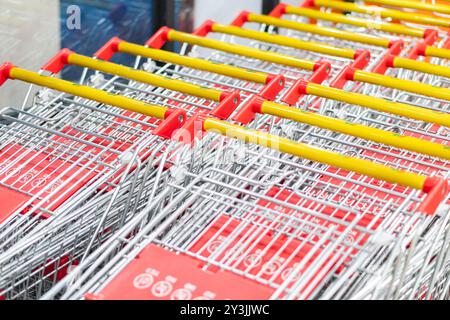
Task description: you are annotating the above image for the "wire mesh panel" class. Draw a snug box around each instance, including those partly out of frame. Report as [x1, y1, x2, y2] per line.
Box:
[1, 0, 450, 302]
[35, 130, 449, 300]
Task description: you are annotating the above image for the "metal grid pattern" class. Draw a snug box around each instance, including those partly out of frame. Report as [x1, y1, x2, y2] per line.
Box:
[0, 0, 449, 301]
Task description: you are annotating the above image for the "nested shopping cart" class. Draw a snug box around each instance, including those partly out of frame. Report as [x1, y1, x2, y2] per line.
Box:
[137, 25, 332, 91]
[0, 48, 247, 253]
[190, 17, 372, 80]
[1, 55, 449, 299]
[359, 0, 450, 17]
[94, 35, 286, 103]
[3, 39, 450, 298]
[277, 1, 449, 52]
[0, 52, 238, 298]
[228, 10, 391, 70]
[38, 114, 449, 299]
[278, 0, 450, 70]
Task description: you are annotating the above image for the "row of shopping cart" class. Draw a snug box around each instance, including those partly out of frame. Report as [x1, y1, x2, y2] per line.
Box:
[0, 0, 449, 300]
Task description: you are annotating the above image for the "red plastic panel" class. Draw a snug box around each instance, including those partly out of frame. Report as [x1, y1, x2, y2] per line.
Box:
[189, 214, 339, 298]
[0, 187, 30, 224]
[0, 144, 96, 219]
[90, 244, 273, 300]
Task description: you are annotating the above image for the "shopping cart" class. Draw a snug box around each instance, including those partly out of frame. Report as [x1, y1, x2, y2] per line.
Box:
[191, 18, 372, 79]
[38, 119, 449, 299]
[0, 54, 239, 298]
[230, 10, 391, 69]
[0, 61, 197, 251]
[94, 36, 286, 102]
[141, 26, 329, 90]
[303, 0, 450, 30]
[1, 69, 448, 299]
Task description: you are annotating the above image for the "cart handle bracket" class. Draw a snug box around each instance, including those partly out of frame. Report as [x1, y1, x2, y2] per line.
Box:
[372, 40, 403, 74]
[94, 36, 124, 61]
[420, 177, 449, 216]
[173, 112, 209, 144]
[269, 3, 288, 17]
[233, 95, 265, 124]
[153, 109, 187, 140]
[408, 29, 439, 60]
[231, 11, 251, 27]
[193, 20, 215, 37]
[261, 74, 285, 100]
[214, 91, 241, 120]
[330, 49, 370, 89]
[42, 49, 74, 73]
[145, 27, 172, 49]
[0, 62, 14, 86]
[282, 61, 330, 105]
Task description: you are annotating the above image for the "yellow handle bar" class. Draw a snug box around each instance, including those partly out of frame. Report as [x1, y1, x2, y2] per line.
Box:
[392, 56, 450, 78]
[247, 13, 391, 48]
[314, 0, 450, 27]
[305, 83, 450, 127]
[204, 117, 428, 191]
[210, 23, 357, 59]
[9, 67, 168, 119]
[118, 41, 270, 84]
[260, 101, 450, 160]
[353, 69, 450, 102]
[424, 46, 450, 60]
[367, 0, 450, 15]
[67, 53, 223, 102]
[167, 30, 317, 70]
[285, 6, 425, 38]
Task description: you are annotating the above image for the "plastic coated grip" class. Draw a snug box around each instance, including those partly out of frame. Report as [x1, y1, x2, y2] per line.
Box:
[203, 117, 428, 191]
[314, 0, 450, 27]
[166, 30, 317, 70]
[285, 6, 425, 38]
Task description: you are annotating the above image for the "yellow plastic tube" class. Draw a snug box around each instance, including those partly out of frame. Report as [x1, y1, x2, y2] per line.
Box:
[305, 83, 450, 127]
[425, 46, 450, 60]
[247, 13, 391, 48]
[353, 69, 450, 101]
[260, 101, 450, 160]
[204, 117, 428, 190]
[9, 67, 168, 119]
[166, 30, 317, 70]
[67, 53, 222, 101]
[118, 41, 270, 84]
[314, 0, 450, 27]
[393, 56, 450, 78]
[210, 23, 357, 59]
[367, 0, 450, 15]
[285, 6, 425, 38]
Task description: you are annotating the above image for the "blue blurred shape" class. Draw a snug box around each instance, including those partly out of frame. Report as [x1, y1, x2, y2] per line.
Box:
[60, 0, 154, 80]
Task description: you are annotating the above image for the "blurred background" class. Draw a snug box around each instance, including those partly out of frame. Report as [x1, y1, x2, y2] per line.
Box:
[0, 0, 301, 108]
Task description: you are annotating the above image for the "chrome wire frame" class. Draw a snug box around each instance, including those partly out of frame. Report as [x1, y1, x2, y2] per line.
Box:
[37, 127, 448, 300]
